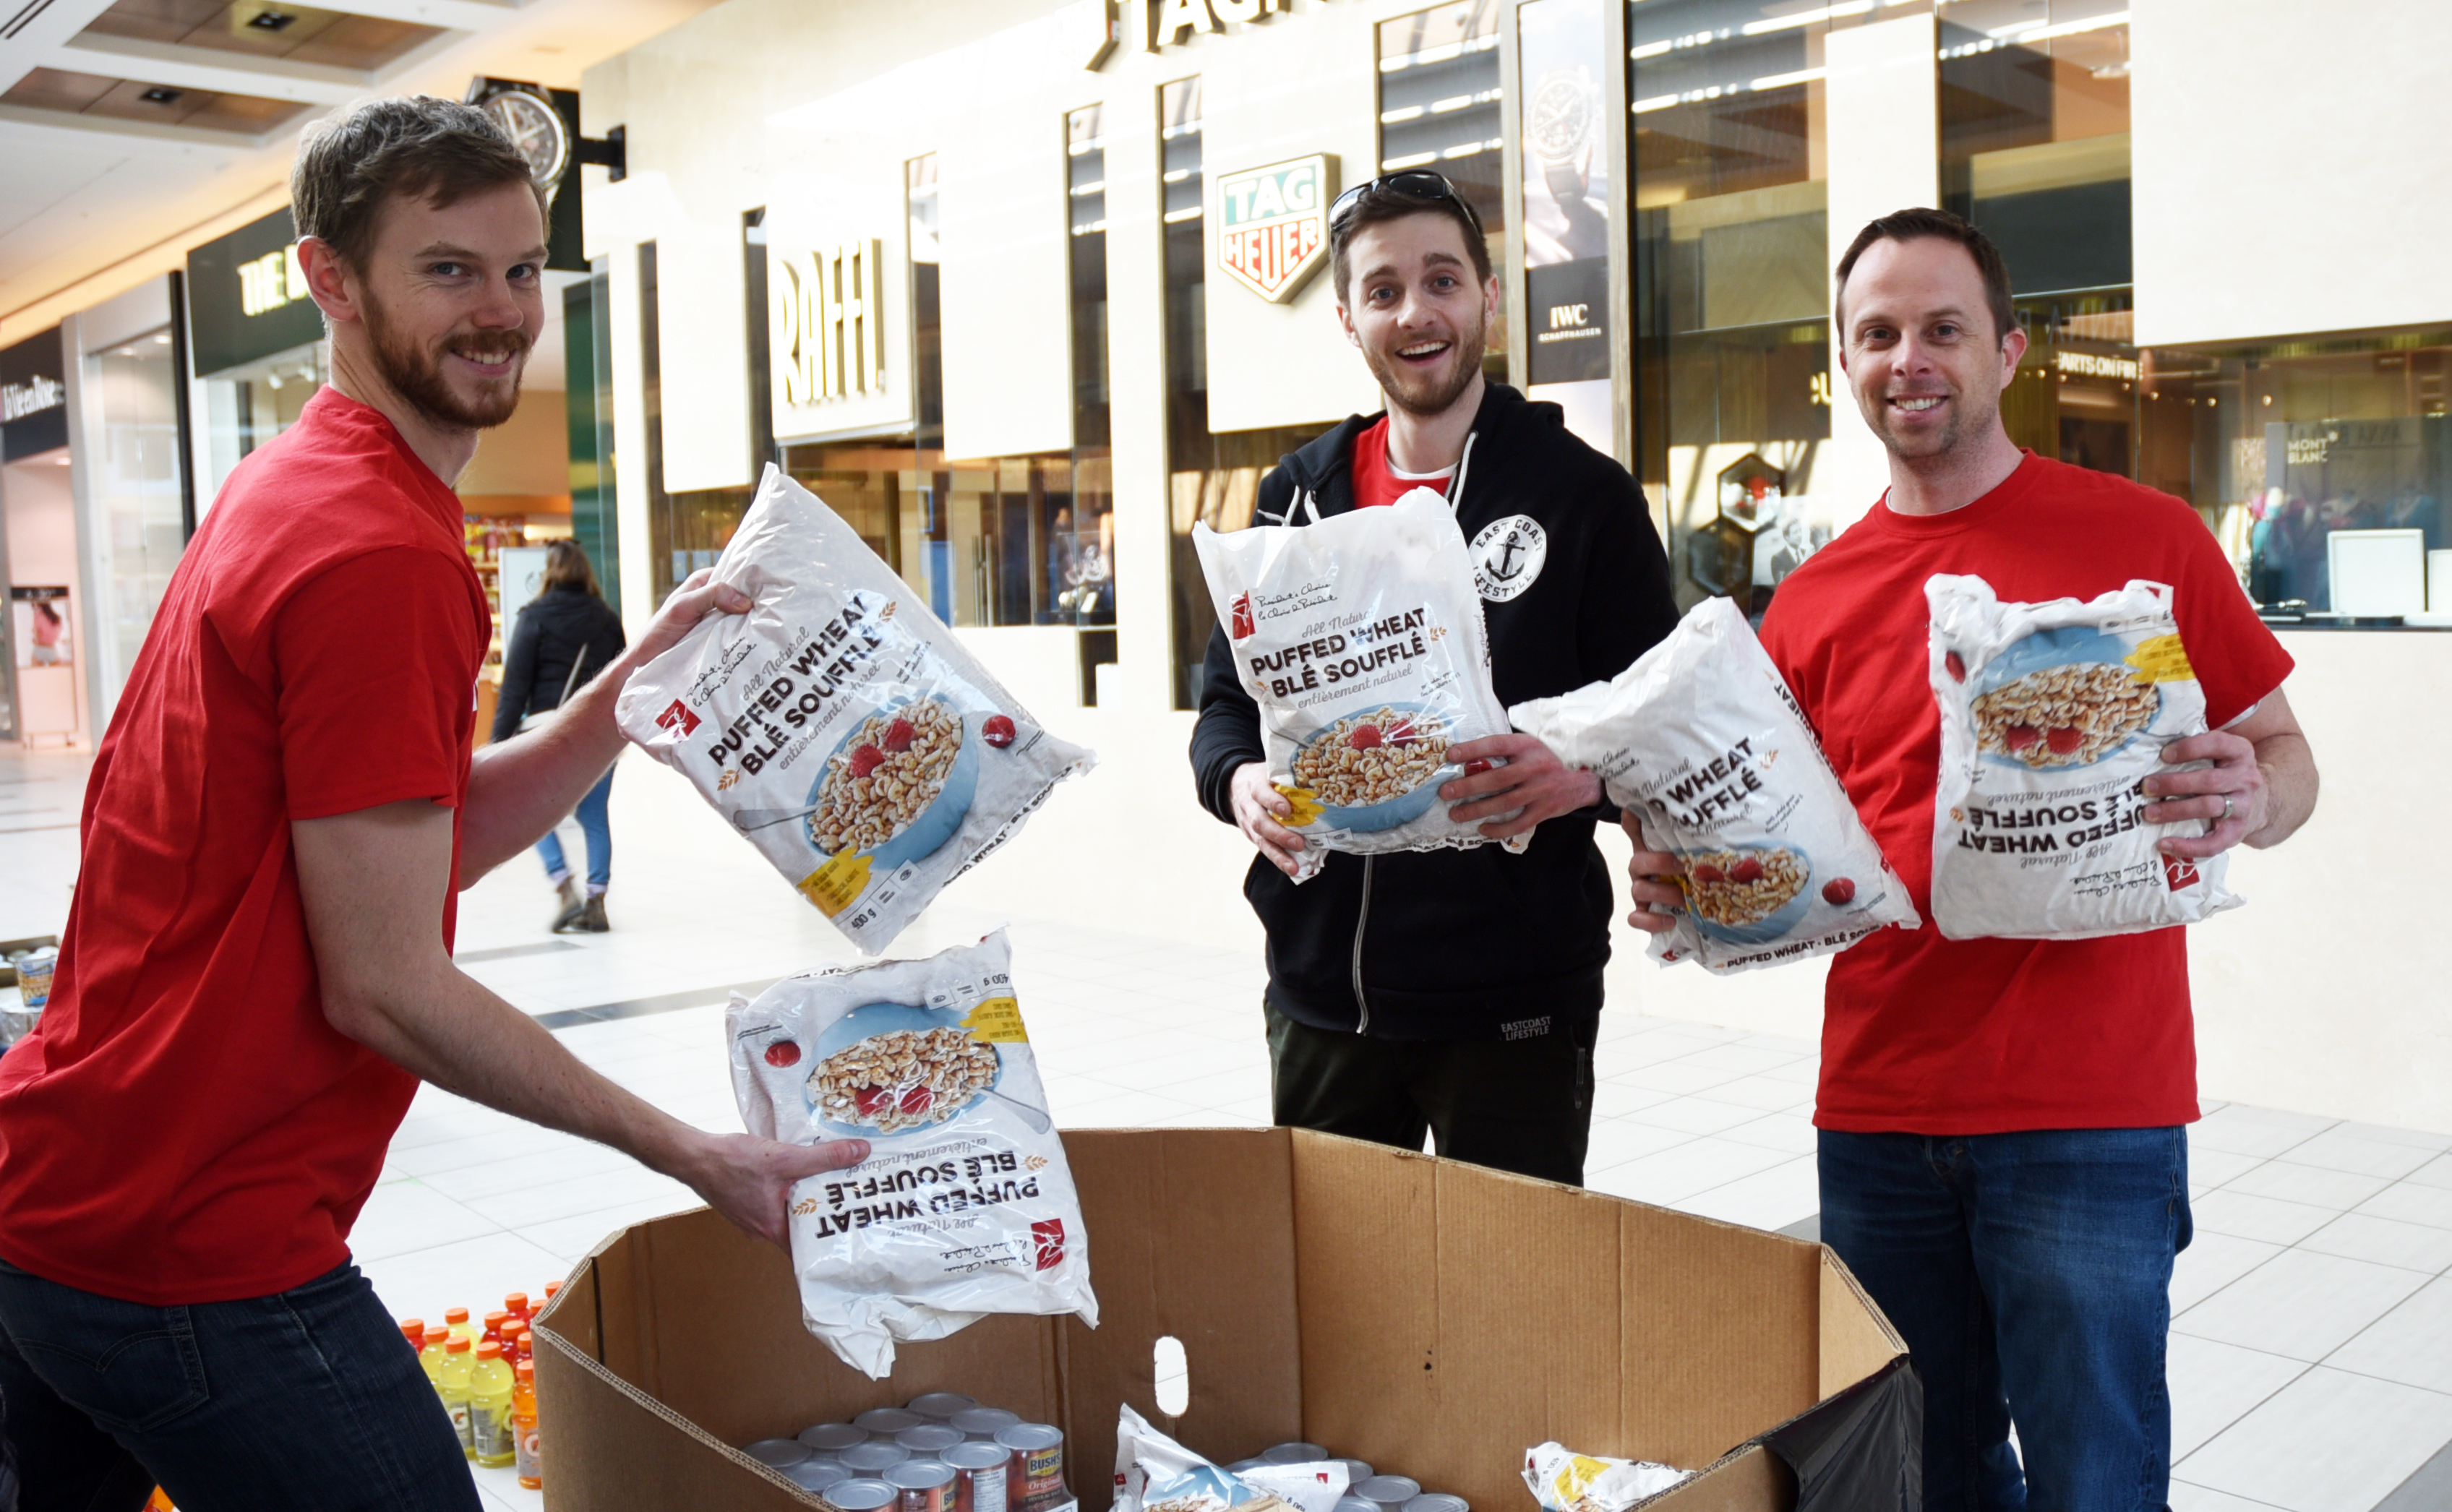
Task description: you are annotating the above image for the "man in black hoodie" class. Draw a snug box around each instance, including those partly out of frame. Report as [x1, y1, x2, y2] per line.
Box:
[1188, 173, 1678, 1183]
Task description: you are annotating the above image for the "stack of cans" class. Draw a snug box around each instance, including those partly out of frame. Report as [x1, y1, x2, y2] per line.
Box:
[740, 1391, 1076, 1512]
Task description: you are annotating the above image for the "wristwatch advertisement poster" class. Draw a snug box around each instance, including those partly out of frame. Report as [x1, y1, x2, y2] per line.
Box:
[1519, 0, 1611, 385]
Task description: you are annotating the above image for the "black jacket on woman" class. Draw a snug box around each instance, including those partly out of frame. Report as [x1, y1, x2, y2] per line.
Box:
[491, 583, 627, 744]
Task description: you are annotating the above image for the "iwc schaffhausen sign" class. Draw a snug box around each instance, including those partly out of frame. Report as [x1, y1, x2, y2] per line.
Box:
[1217, 154, 1337, 303]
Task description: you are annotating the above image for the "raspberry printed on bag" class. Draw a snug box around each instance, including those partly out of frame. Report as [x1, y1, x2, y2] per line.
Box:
[617, 465, 1094, 953]
[726, 929, 1097, 1378]
[1509, 596, 1918, 973]
[1926, 574, 2242, 939]
[1193, 489, 1524, 882]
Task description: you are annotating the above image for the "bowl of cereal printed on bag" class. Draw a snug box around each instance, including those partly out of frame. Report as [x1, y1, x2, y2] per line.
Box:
[805, 695, 985, 869]
[1682, 844, 1816, 946]
[800, 1002, 1006, 1136]
[1965, 627, 2161, 771]
[1290, 701, 1457, 833]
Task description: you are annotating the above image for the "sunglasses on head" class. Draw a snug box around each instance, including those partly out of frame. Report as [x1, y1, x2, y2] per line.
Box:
[1328, 171, 1485, 239]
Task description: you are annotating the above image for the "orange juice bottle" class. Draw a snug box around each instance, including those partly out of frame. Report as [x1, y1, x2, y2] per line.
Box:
[471, 1339, 516, 1467]
[444, 1305, 474, 1344]
[419, 1327, 447, 1386]
[440, 1336, 475, 1458]
[512, 1359, 542, 1489]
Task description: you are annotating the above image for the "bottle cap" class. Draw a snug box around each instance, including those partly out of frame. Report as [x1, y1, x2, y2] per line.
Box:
[445, 1306, 470, 1323]
[543, 1281, 560, 1298]
[400, 1317, 425, 1337]
[447, 1335, 471, 1354]
[477, 1340, 502, 1359]
[516, 1360, 534, 1382]
[485, 1310, 510, 1333]
[505, 1291, 530, 1314]
[425, 1328, 449, 1348]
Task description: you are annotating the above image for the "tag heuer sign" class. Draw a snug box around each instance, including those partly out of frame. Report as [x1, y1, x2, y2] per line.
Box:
[1218, 154, 1336, 303]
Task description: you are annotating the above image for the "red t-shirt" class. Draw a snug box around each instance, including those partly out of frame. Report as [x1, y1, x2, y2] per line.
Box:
[1350, 416, 1456, 508]
[1757, 454, 2294, 1135]
[0, 389, 490, 1304]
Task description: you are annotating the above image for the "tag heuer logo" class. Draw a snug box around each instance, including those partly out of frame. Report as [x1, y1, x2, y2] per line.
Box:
[1218, 154, 1336, 303]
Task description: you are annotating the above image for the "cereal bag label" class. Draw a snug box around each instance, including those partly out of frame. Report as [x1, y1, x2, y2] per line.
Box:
[618, 465, 1095, 954]
[1510, 596, 1918, 974]
[1926, 574, 2242, 939]
[1192, 489, 1523, 881]
[727, 930, 1097, 1378]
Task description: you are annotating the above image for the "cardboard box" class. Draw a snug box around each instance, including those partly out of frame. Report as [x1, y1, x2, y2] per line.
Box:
[531, 1128, 1913, 1512]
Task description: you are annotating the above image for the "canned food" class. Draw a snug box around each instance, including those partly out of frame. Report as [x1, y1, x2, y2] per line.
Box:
[943, 1439, 1012, 1512]
[1334, 1498, 1380, 1512]
[747, 1438, 814, 1468]
[802, 1423, 870, 1453]
[1355, 1477, 1420, 1508]
[857, 1408, 929, 1435]
[899, 1425, 966, 1456]
[792, 1461, 855, 1493]
[1339, 1462, 1375, 1485]
[827, 1477, 902, 1512]
[887, 1459, 957, 1512]
[906, 1391, 979, 1420]
[952, 1407, 1020, 1440]
[994, 1423, 1066, 1508]
[1262, 1443, 1329, 1466]
[842, 1442, 912, 1474]
[1402, 1496, 1468, 1512]
[15, 949, 56, 1010]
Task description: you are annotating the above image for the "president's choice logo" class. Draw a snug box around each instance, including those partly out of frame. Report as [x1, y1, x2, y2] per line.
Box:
[1470, 515, 1548, 603]
[656, 700, 702, 737]
[1229, 591, 1256, 641]
[1217, 154, 1335, 303]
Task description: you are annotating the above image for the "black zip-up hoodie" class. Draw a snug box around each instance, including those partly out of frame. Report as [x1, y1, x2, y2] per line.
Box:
[1189, 382, 1678, 1039]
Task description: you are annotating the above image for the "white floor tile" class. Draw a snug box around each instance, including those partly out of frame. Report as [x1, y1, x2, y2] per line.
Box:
[2191, 1108, 2332, 1161]
[1586, 1137, 1792, 1207]
[1681, 1074, 1814, 1113]
[2172, 1231, 2285, 1314]
[2166, 1333, 2308, 1461]
[1715, 1112, 1820, 1156]
[358, 1228, 575, 1325]
[2326, 1274, 2452, 1394]
[2272, 1128, 2444, 1182]
[2166, 1481, 2292, 1511]
[1619, 1095, 1766, 1137]
[2336, 1122, 2452, 1153]
[1673, 1041, 1806, 1075]
[2176, 1367, 2452, 1512]
[1583, 1118, 1694, 1172]
[1671, 1155, 1819, 1234]
[2221, 1159, 2394, 1212]
[2401, 1154, 2452, 1191]
[2172, 1248, 2429, 1362]
[351, 1179, 504, 1260]
[2190, 1188, 2341, 1247]
[1606, 1058, 1749, 1096]
[2357, 1182, 2452, 1231]
[2296, 1213, 2452, 1276]
[2186, 1144, 2269, 1190]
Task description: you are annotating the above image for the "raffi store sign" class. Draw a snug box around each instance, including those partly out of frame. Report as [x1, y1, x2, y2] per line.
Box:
[771, 239, 889, 409]
[1084, 0, 1329, 68]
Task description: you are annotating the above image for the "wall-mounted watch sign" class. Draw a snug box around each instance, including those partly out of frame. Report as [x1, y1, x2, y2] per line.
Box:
[1, 327, 68, 463]
[187, 207, 325, 379]
[1217, 154, 1336, 304]
[772, 239, 889, 407]
[1084, 0, 1322, 69]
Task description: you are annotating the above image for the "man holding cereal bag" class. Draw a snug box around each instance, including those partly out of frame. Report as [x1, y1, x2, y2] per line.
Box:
[1624, 209, 2317, 1511]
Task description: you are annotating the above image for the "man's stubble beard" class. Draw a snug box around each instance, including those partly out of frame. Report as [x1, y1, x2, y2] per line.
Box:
[1363, 298, 1488, 420]
[361, 286, 525, 431]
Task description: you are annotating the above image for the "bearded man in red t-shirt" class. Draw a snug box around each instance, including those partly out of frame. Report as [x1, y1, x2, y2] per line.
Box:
[1626, 210, 2319, 1511]
[0, 98, 867, 1511]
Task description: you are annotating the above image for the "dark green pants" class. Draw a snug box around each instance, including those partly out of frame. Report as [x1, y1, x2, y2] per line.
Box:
[1264, 1001, 1598, 1185]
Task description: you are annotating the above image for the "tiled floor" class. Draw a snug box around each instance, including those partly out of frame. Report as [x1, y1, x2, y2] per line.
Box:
[6, 742, 2452, 1509]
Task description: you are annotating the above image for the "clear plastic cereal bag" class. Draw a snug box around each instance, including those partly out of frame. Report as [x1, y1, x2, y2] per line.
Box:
[1509, 596, 1918, 973]
[1521, 1442, 1688, 1512]
[1193, 489, 1523, 882]
[617, 464, 1094, 954]
[1927, 574, 2242, 940]
[726, 929, 1097, 1377]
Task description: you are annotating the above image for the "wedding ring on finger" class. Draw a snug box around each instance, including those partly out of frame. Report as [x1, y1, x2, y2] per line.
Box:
[2221, 794, 2235, 822]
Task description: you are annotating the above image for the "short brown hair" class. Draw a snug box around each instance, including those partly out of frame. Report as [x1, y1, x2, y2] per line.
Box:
[1331, 179, 1493, 304]
[541, 538, 602, 598]
[291, 95, 544, 271]
[1835, 207, 2016, 343]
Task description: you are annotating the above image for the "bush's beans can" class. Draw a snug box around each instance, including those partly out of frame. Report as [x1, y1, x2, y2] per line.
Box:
[1262, 1444, 1329, 1465]
[943, 1438, 1011, 1512]
[827, 1479, 901, 1512]
[792, 1462, 854, 1494]
[842, 1443, 911, 1474]
[802, 1423, 870, 1454]
[906, 1392, 978, 1420]
[994, 1424, 1066, 1508]
[857, 1408, 927, 1436]
[952, 1408, 1019, 1441]
[1355, 1477, 1420, 1511]
[899, 1425, 966, 1456]
[887, 1460, 956, 1512]
[1402, 1495, 1469, 1512]
[1334, 1499, 1379, 1512]
[1338, 1462, 1375, 1485]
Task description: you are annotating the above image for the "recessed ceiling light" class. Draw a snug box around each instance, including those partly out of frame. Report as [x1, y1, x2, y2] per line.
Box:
[247, 9, 296, 30]
[140, 87, 184, 105]
[153, 333, 171, 345]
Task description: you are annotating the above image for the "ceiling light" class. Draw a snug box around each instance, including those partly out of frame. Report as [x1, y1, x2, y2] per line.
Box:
[54, 455, 72, 465]
[153, 333, 171, 345]
[247, 9, 296, 30]
[140, 87, 184, 105]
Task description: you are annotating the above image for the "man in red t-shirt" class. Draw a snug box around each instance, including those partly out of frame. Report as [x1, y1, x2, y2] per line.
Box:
[0, 99, 867, 1512]
[1624, 210, 2318, 1511]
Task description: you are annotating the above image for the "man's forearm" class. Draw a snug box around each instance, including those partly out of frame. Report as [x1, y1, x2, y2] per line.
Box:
[2248, 731, 2318, 849]
[457, 656, 637, 884]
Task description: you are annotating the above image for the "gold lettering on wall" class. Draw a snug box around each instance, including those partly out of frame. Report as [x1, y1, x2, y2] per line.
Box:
[776, 239, 888, 405]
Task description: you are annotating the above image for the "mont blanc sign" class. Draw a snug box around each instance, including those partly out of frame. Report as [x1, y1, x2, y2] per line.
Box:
[1217, 153, 1336, 304]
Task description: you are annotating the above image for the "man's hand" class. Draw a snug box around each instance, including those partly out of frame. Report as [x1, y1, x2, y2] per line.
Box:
[624, 566, 755, 676]
[2143, 688, 2317, 859]
[1619, 813, 1686, 935]
[670, 1130, 869, 1247]
[1231, 760, 1307, 877]
[1441, 733, 1600, 839]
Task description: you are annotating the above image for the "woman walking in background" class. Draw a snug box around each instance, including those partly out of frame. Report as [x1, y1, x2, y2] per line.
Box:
[493, 539, 627, 932]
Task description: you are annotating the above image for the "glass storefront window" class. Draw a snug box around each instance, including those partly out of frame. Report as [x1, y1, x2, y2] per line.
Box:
[1379, 1, 1507, 377]
[200, 340, 327, 499]
[86, 327, 185, 697]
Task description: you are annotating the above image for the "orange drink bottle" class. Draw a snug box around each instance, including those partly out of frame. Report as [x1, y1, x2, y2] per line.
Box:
[513, 1359, 542, 1489]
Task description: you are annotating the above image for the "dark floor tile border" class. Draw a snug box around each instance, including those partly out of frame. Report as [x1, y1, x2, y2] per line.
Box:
[532, 979, 782, 1031]
[456, 940, 585, 965]
[2375, 1436, 2452, 1512]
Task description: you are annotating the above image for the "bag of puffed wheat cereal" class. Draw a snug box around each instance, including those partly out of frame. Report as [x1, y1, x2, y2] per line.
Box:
[1509, 596, 1917, 974]
[1114, 1405, 1347, 1512]
[1522, 1443, 1687, 1512]
[726, 929, 1096, 1377]
[617, 465, 1094, 954]
[1193, 489, 1523, 883]
[1926, 574, 2241, 940]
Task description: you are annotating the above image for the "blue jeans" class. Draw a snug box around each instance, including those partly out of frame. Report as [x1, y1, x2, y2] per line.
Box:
[1819, 1127, 2190, 1512]
[0, 1256, 479, 1512]
[536, 765, 614, 891]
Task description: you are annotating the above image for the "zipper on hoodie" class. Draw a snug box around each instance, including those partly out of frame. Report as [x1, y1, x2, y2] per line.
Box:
[1346, 427, 1475, 1038]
